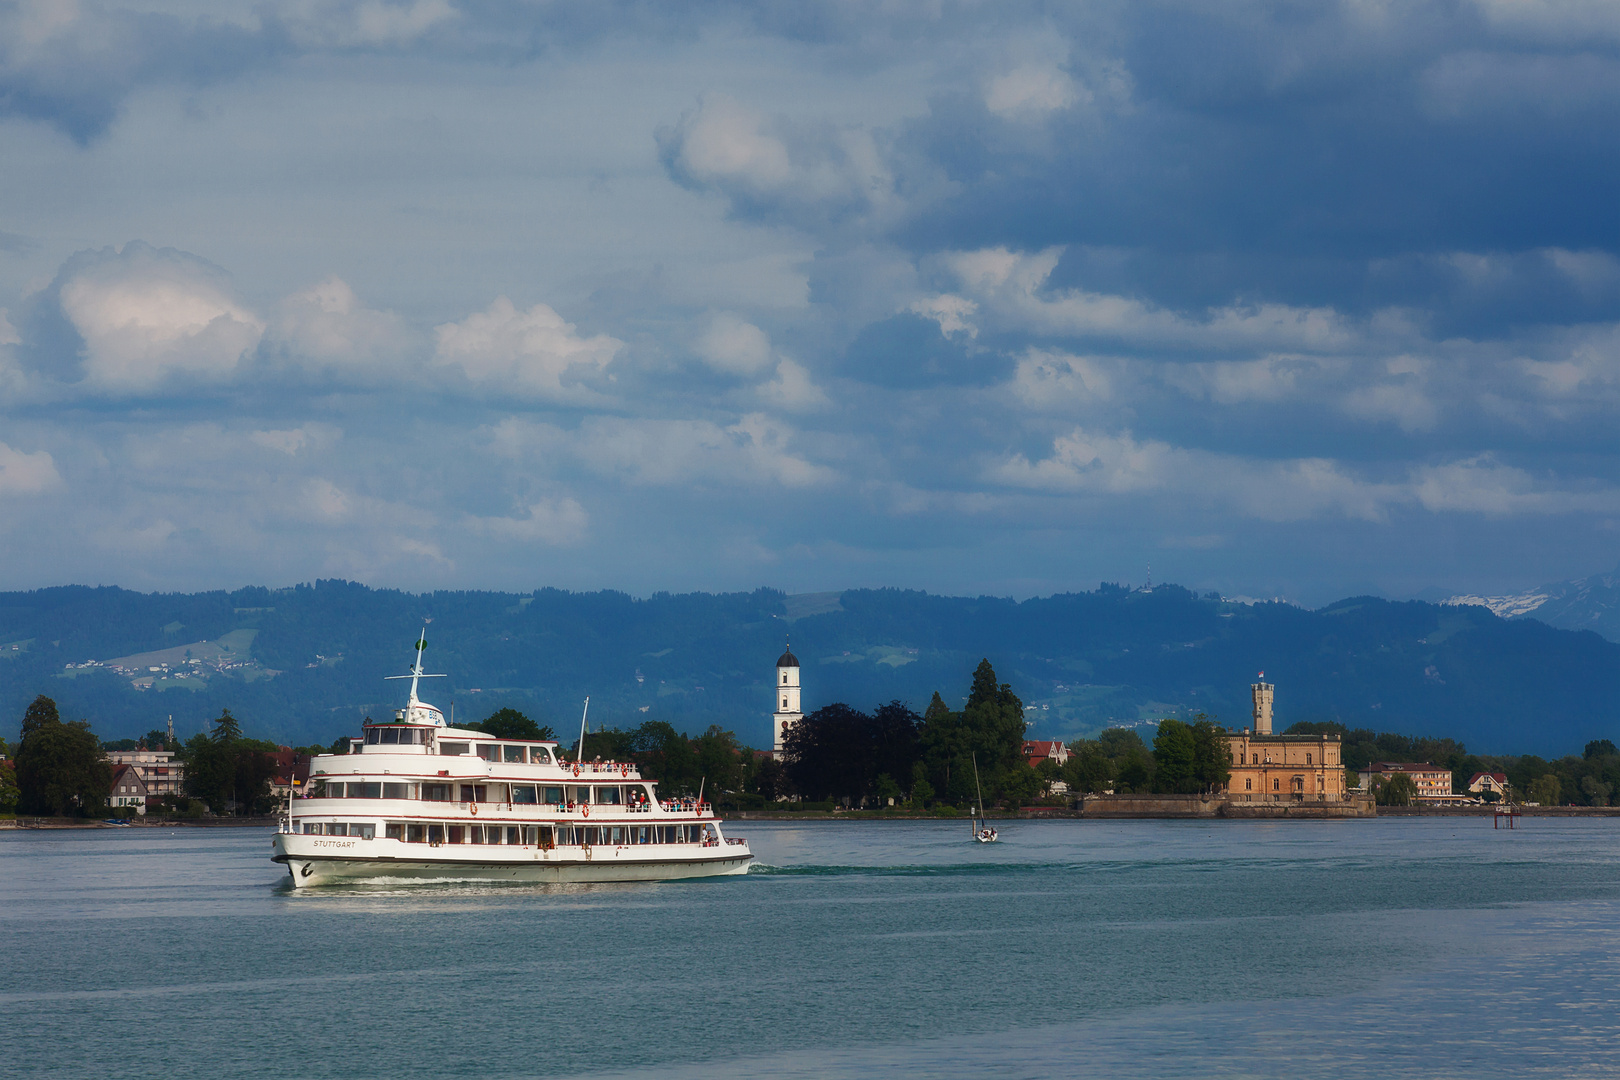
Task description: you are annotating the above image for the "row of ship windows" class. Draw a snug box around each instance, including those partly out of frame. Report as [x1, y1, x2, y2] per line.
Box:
[364, 729, 555, 764]
[316, 781, 649, 805]
[303, 822, 711, 845]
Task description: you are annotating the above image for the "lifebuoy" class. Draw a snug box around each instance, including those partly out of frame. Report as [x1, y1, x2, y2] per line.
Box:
[582, 804, 590, 818]
[470, 802, 478, 816]
[573, 764, 580, 777]
[620, 764, 629, 777]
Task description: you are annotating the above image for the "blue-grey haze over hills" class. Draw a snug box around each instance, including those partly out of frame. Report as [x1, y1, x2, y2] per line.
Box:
[3, 578, 1615, 758]
[1, 2, 1619, 611]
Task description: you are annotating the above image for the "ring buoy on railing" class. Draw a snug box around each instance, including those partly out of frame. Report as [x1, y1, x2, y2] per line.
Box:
[470, 802, 477, 815]
[582, 804, 590, 818]
[573, 764, 580, 777]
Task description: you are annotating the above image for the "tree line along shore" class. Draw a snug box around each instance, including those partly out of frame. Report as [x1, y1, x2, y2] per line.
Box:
[3, 658, 1618, 821]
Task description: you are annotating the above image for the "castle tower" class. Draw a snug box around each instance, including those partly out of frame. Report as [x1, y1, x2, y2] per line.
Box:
[772, 642, 802, 754]
[1251, 676, 1274, 735]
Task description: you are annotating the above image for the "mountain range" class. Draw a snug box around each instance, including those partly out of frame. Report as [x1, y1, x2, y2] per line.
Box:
[2, 579, 1616, 758]
[1444, 563, 1620, 645]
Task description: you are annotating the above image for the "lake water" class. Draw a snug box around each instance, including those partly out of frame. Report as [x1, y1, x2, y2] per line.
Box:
[4, 817, 1619, 1079]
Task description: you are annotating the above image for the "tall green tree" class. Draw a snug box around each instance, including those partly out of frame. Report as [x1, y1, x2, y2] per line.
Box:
[1190, 717, 1232, 793]
[1152, 719, 1198, 793]
[14, 696, 111, 816]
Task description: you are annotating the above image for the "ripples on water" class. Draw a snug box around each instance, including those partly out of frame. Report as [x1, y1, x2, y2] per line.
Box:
[3, 818, 1618, 1079]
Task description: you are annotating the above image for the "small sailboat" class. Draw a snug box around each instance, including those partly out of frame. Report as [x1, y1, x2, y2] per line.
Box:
[971, 752, 998, 843]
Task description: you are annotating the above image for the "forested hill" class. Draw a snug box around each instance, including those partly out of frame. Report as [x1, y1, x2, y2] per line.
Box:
[1, 581, 1614, 756]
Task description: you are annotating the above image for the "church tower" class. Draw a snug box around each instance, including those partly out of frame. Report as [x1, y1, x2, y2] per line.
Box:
[772, 641, 802, 754]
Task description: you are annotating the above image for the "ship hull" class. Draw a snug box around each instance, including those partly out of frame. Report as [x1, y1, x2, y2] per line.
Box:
[273, 833, 751, 887]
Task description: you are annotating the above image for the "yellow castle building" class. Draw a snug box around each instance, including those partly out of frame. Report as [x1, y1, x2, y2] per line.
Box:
[1223, 677, 1346, 803]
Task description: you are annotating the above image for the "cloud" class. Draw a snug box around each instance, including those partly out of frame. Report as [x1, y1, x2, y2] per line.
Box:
[0, 440, 61, 497]
[271, 276, 417, 375]
[986, 63, 1082, 119]
[695, 312, 774, 376]
[467, 497, 589, 546]
[658, 93, 901, 229]
[279, 0, 459, 48]
[489, 414, 837, 490]
[1411, 455, 1620, 515]
[934, 247, 1354, 351]
[757, 358, 829, 410]
[54, 242, 264, 392]
[993, 427, 1404, 522]
[248, 424, 342, 457]
[434, 297, 622, 402]
[1010, 349, 1116, 410]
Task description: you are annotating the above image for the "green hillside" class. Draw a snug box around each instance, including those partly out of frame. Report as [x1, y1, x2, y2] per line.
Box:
[1, 581, 1614, 756]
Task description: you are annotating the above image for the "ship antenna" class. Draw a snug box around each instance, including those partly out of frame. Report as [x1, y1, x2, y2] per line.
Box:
[576, 697, 590, 764]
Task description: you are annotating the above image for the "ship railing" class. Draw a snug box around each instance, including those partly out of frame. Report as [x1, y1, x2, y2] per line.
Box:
[725, 836, 747, 846]
[657, 800, 711, 815]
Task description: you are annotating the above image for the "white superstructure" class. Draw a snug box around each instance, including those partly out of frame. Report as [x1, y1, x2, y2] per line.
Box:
[271, 634, 751, 887]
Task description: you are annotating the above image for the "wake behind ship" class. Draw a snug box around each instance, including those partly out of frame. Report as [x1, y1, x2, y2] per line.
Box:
[271, 635, 752, 886]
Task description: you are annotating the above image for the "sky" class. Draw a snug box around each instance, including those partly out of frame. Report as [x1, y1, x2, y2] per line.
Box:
[1, 0, 1618, 607]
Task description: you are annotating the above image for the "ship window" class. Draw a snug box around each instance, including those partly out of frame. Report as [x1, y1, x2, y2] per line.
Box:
[380, 729, 400, 745]
[324, 782, 344, 798]
[506, 827, 521, 845]
[543, 787, 564, 805]
[447, 826, 464, 844]
[529, 746, 552, 764]
[422, 783, 451, 802]
[326, 823, 347, 836]
[354, 823, 375, 840]
[406, 824, 425, 843]
[504, 745, 525, 763]
[477, 744, 498, 761]
[573, 786, 592, 804]
[386, 823, 403, 840]
[439, 743, 469, 757]
[595, 786, 622, 804]
[458, 784, 486, 803]
[383, 782, 409, 799]
[366, 729, 381, 744]
[303, 823, 319, 834]
[351, 782, 380, 799]
[427, 825, 444, 845]
[512, 785, 538, 804]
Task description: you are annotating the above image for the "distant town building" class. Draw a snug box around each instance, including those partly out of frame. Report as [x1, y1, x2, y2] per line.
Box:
[772, 642, 803, 755]
[1224, 678, 1346, 802]
[268, 748, 312, 802]
[1359, 762, 1457, 803]
[104, 748, 184, 800]
[1469, 772, 1510, 797]
[1022, 740, 1069, 768]
[108, 763, 149, 815]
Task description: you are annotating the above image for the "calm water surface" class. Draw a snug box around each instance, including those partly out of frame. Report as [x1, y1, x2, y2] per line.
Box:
[4, 817, 1619, 1078]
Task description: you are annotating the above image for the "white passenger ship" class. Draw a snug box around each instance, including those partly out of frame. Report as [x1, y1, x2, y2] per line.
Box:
[271, 638, 752, 887]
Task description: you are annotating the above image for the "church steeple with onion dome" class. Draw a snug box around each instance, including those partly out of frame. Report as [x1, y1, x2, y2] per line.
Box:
[772, 638, 803, 754]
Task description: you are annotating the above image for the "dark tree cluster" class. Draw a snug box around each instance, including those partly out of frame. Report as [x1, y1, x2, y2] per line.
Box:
[12, 696, 111, 816]
[182, 709, 279, 815]
[770, 659, 1041, 808]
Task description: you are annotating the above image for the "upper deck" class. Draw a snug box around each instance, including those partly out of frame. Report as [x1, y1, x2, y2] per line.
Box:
[344, 723, 642, 779]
